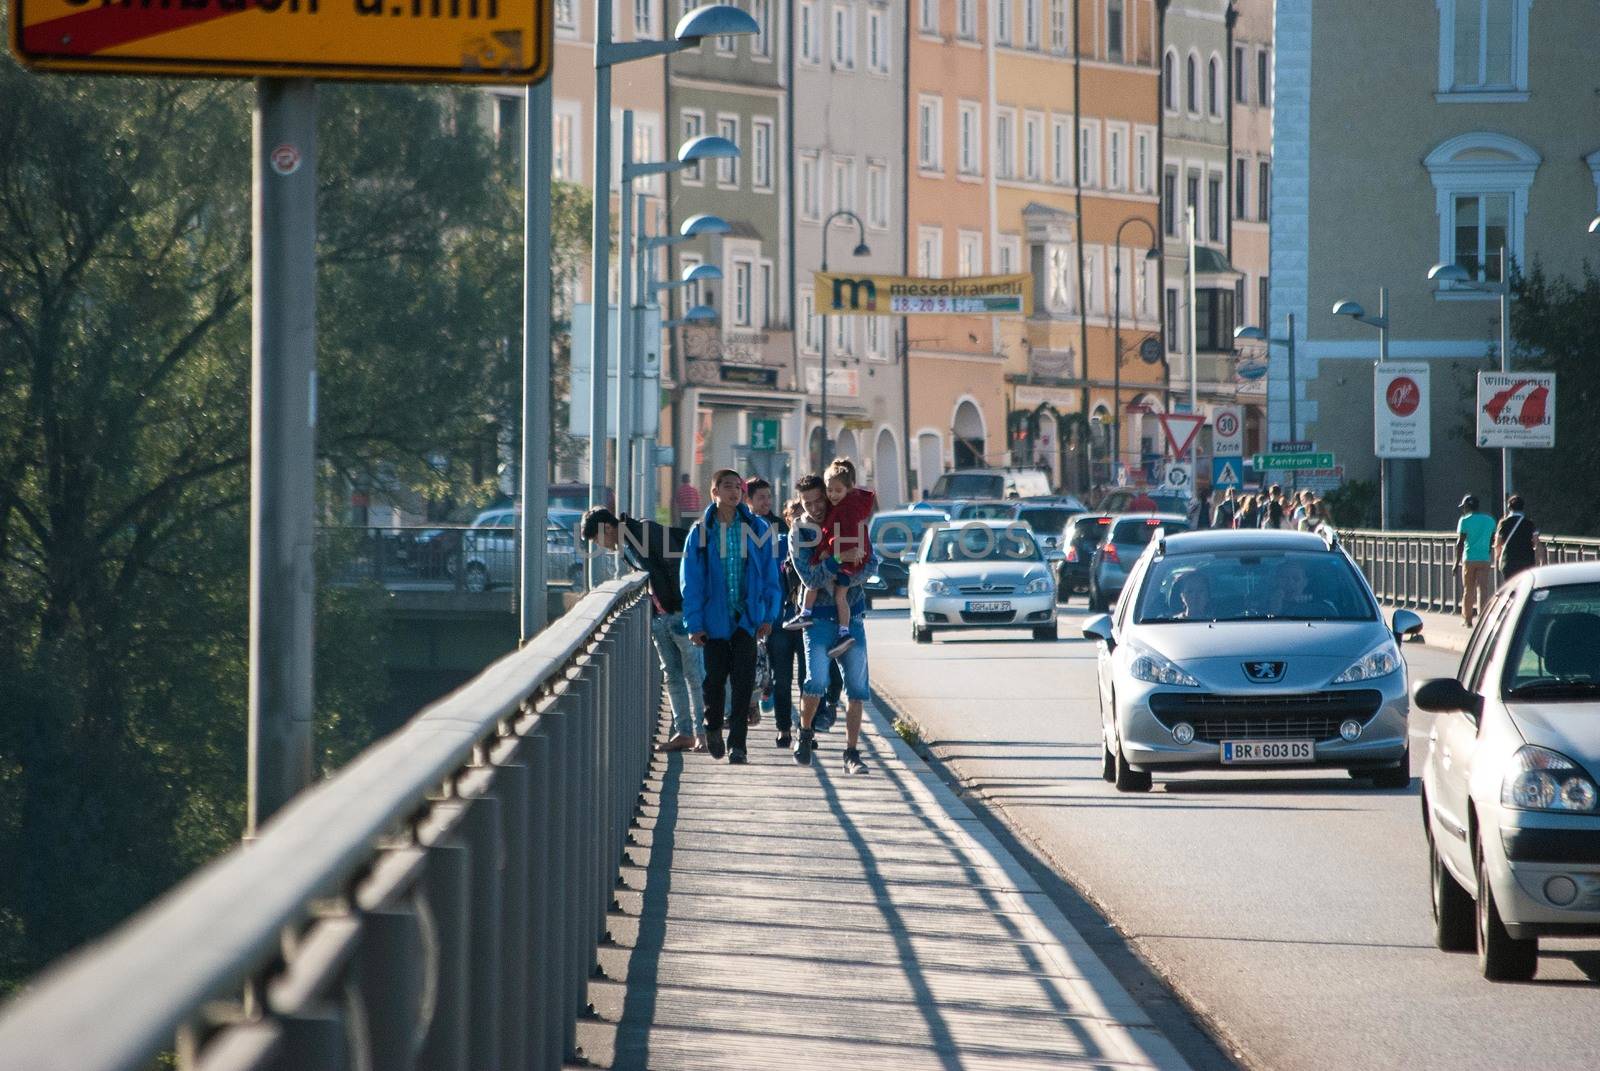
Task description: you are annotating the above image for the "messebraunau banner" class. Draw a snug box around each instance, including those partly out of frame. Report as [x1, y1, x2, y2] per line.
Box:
[814, 272, 1033, 316]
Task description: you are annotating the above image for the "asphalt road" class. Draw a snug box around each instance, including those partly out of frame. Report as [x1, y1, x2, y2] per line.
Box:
[865, 603, 1600, 1071]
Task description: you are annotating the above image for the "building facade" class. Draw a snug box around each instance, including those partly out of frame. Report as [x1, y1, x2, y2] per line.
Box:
[792, 0, 910, 505]
[1272, 0, 1593, 527]
[1228, 0, 1271, 456]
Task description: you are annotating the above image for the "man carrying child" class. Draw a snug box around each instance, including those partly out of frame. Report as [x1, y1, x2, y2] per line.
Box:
[783, 457, 877, 658]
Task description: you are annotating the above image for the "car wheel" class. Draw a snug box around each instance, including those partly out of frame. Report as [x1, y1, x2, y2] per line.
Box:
[1476, 835, 1537, 981]
[1113, 733, 1152, 793]
[1369, 748, 1411, 790]
[1032, 625, 1058, 641]
[912, 620, 932, 644]
[1087, 587, 1104, 613]
[1431, 832, 1475, 952]
[465, 562, 490, 593]
[1101, 737, 1116, 784]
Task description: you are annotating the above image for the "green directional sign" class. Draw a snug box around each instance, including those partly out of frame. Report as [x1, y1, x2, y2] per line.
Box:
[1252, 452, 1335, 470]
[750, 418, 782, 452]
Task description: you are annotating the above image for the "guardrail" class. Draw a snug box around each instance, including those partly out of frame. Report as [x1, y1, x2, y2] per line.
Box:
[1339, 529, 1600, 615]
[0, 574, 658, 1071]
[319, 525, 586, 593]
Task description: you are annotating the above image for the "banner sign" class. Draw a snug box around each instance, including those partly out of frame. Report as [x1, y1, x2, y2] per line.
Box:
[814, 272, 1032, 316]
[1477, 371, 1555, 448]
[1374, 362, 1430, 459]
[12, 0, 552, 83]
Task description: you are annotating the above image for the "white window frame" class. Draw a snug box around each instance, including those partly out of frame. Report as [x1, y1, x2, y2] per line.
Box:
[996, 234, 1023, 276]
[1106, 0, 1125, 61]
[832, 155, 857, 213]
[957, 230, 983, 278]
[679, 108, 704, 185]
[1049, 0, 1067, 52]
[1436, 0, 1531, 99]
[1133, 126, 1155, 193]
[1022, 111, 1044, 182]
[631, 113, 661, 195]
[633, 0, 655, 37]
[751, 117, 774, 192]
[994, 107, 1017, 180]
[799, 152, 822, 220]
[1163, 48, 1179, 113]
[800, 288, 820, 353]
[1083, 244, 1105, 316]
[554, 0, 577, 31]
[996, 0, 1012, 45]
[1233, 44, 1248, 104]
[1078, 119, 1101, 189]
[957, 0, 977, 40]
[1424, 131, 1540, 291]
[919, 0, 939, 34]
[917, 225, 944, 277]
[867, 8, 890, 73]
[918, 95, 944, 173]
[833, 314, 853, 354]
[751, 0, 773, 59]
[1051, 115, 1073, 185]
[1023, 0, 1040, 48]
[1207, 52, 1222, 117]
[553, 99, 584, 182]
[1185, 50, 1201, 114]
[799, 1, 822, 64]
[731, 258, 754, 328]
[759, 260, 776, 328]
[716, 114, 740, 188]
[866, 315, 888, 360]
[866, 161, 890, 230]
[1105, 122, 1128, 192]
[832, 3, 857, 70]
[958, 100, 983, 177]
[679, 253, 704, 311]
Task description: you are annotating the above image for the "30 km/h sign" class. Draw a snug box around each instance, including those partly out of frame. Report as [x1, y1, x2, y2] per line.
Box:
[12, 0, 552, 83]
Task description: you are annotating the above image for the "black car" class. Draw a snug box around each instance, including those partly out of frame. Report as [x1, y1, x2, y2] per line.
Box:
[863, 509, 950, 603]
[1058, 513, 1114, 598]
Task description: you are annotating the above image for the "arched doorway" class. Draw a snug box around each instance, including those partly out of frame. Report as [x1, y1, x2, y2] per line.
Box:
[874, 427, 902, 506]
[917, 432, 943, 497]
[807, 425, 825, 475]
[834, 428, 859, 467]
[952, 399, 986, 469]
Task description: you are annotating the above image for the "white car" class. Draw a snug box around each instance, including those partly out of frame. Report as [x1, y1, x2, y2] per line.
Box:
[907, 520, 1058, 643]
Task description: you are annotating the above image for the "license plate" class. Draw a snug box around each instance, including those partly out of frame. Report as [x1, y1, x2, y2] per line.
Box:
[1221, 740, 1314, 764]
[966, 600, 1011, 613]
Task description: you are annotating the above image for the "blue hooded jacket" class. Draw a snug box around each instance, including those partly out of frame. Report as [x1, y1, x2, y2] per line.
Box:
[680, 502, 783, 639]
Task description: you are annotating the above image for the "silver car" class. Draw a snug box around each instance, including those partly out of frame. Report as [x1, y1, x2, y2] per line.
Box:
[908, 520, 1059, 643]
[1414, 563, 1600, 981]
[1083, 528, 1422, 793]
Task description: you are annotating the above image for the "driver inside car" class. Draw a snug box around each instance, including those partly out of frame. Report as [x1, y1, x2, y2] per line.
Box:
[1171, 571, 1214, 620]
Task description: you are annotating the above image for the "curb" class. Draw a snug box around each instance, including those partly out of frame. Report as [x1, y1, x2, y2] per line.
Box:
[862, 691, 1196, 1071]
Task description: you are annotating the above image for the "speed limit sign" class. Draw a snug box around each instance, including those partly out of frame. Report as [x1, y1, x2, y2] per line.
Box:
[1163, 463, 1193, 492]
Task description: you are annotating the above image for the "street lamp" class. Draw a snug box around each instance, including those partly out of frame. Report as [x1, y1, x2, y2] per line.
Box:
[816, 209, 870, 468]
[1429, 249, 1511, 507]
[665, 305, 719, 329]
[614, 124, 739, 516]
[1234, 315, 1297, 437]
[1332, 289, 1392, 529]
[1112, 216, 1160, 483]
[588, 2, 758, 518]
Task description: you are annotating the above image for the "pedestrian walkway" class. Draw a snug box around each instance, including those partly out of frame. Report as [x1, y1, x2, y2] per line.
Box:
[574, 700, 1192, 1071]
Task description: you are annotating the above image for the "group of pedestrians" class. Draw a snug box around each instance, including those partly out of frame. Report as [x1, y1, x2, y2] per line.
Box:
[582, 460, 874, 774]
[1455, 492, 1538, 627]
[1209, 486, 1332, 531]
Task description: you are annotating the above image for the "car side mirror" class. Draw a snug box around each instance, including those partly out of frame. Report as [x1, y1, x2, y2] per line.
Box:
[900, 550, 918, 564]
[1082, 613, 1115, 649]
[1413, 677, 1482, 722]
[1391, 609, 1424, 641]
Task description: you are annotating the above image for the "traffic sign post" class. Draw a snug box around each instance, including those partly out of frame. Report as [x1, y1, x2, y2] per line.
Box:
[1163, 462, 1194, 495]
[1211, 457, 1243, 490]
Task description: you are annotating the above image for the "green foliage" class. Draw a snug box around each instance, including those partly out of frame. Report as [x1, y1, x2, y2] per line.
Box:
[1507, 263, 1600, 535]
[1324, 479, 1380, 529]
[0, 53, 583, 987]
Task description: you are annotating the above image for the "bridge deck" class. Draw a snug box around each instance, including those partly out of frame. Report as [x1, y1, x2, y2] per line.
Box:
[573, 700, 1189, 1071]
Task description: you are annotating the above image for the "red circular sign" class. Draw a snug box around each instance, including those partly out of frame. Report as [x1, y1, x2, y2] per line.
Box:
[1215, 411, 1240, 438]
[1386, 376, 1421, 417]
[269, 143, 301, 176]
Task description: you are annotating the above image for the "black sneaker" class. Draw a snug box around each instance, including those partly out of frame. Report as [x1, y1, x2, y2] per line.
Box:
[776, 730, 792, 748]
[842, 748, 868, 775]
[827, 631, 856, 658]
[794, 728, 814, 766]
[728, 747, 748, 765]
[706, 729, 726, 760]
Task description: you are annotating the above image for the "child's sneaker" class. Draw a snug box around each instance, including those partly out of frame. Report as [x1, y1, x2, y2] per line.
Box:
[827, 628, 855, 659]
[782, 609, 813, 631]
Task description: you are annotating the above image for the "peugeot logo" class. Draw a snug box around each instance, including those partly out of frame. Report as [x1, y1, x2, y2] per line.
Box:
[1244, 661, 1286, 682]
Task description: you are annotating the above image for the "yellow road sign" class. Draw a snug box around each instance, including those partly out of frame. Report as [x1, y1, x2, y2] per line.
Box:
[11, 0, 552, 84]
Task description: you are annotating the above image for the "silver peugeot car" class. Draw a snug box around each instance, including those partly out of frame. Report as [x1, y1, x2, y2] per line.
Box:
[908, 520, 1059, 642]
[1413, 563, 1600, 981]
[1082, 528, 1422, 792]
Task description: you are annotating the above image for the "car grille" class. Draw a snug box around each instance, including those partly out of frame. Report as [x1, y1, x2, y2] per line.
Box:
[960, 610, 1017, 624]
[1147, 690, 1384, 743]
[957, 584, 1016, 595]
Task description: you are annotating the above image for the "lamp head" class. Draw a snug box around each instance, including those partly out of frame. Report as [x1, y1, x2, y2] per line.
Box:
[683, 305, 717, 322]
[682, 263, 723, 283]
[1331, 300, 1366, 319]
[852, 241, 871, 257]
[1233, 325, 1267, 342]
[1427, 262, 1470, 283]
[1144, 246, 1161, 261]
[679, 213, 732, 237]
[677, 135, 740, 164]
[673, 4, 760, 44]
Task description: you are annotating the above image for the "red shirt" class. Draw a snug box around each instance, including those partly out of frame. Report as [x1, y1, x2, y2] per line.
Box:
[816, 487, 877, 574]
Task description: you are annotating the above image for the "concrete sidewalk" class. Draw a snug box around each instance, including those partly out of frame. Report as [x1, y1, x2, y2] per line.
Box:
[575, 700, 1193, 1071]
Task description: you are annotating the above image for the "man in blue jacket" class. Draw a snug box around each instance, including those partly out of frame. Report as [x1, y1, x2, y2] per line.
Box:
[681, 468, 783, 764]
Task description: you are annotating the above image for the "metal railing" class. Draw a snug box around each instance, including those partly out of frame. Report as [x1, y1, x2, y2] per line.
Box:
[1340, 529, 1600, 614]
[0, 574, 658, 1071]
[318, 525, 585, 593]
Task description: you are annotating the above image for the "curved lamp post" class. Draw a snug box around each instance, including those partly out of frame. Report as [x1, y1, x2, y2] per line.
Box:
[817, 209, 870, 467]
[1112, 216, 1161, 483]
[1428, 253, 1511, 508]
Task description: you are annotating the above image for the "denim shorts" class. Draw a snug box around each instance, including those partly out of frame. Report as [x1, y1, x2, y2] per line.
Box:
[801, 616, 869, 700]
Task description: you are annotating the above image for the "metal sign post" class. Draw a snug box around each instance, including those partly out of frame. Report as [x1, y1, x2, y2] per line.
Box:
[247, 78, 317, 835]
[520, 80, 552, 641]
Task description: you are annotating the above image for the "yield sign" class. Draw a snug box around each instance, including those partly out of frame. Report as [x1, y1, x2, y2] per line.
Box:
[1157, 413, 1206, 459]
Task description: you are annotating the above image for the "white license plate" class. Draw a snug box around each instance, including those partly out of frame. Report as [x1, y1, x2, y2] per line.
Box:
[1221, 740, 1314, 764]
[966, 600, 1012, 613]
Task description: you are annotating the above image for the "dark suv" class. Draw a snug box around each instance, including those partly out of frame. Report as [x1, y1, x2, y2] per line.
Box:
[1058, 513, 1113, 599]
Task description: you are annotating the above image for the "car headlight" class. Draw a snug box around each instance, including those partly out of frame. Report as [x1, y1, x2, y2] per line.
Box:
[1501, 746, 1600, 813]
[923, 578, 951, 596]
[1331, 640, 1402, 683]
[867, 574, 882, 585]
[1024, 576, 1053, 594]
[1128, 643, 1200, 688]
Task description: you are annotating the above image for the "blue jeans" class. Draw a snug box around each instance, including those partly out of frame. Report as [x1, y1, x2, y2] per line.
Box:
[802, 616, 869, 701]
[651, 611, 705, 738]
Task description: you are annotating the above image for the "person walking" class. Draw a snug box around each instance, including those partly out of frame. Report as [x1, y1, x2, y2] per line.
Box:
[674, 473, 703, 525]
[789, 476, 875, 774]
[1493, 494, 1538, 581]
[1187, 489, 1212, 531]
[581, 506, 705, 752]
[768, 492, 844, 748]
[680, 469, 782, 765]
[1212, 488, 1238, 529]
[1455, 494, 1496, 628]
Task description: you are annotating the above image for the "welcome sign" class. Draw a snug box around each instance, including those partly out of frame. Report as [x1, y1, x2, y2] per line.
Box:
[815, 272, 1033, 316]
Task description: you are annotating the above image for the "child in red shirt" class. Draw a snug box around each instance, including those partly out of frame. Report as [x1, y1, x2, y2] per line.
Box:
[784, 457, 876, 656]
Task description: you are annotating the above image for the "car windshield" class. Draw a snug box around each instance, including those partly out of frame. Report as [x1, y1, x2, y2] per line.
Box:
[870, 514, 948, 553]
[1501, 583, 1600, 699]
[1017, 507, 1075, 533]
[931, 473, 1004, 499]
[956, 501, 1015, 520]
[926, 527, 1042, 563]
[1135, 550, 1377, 624]
[1111, 518, 1189, 546]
